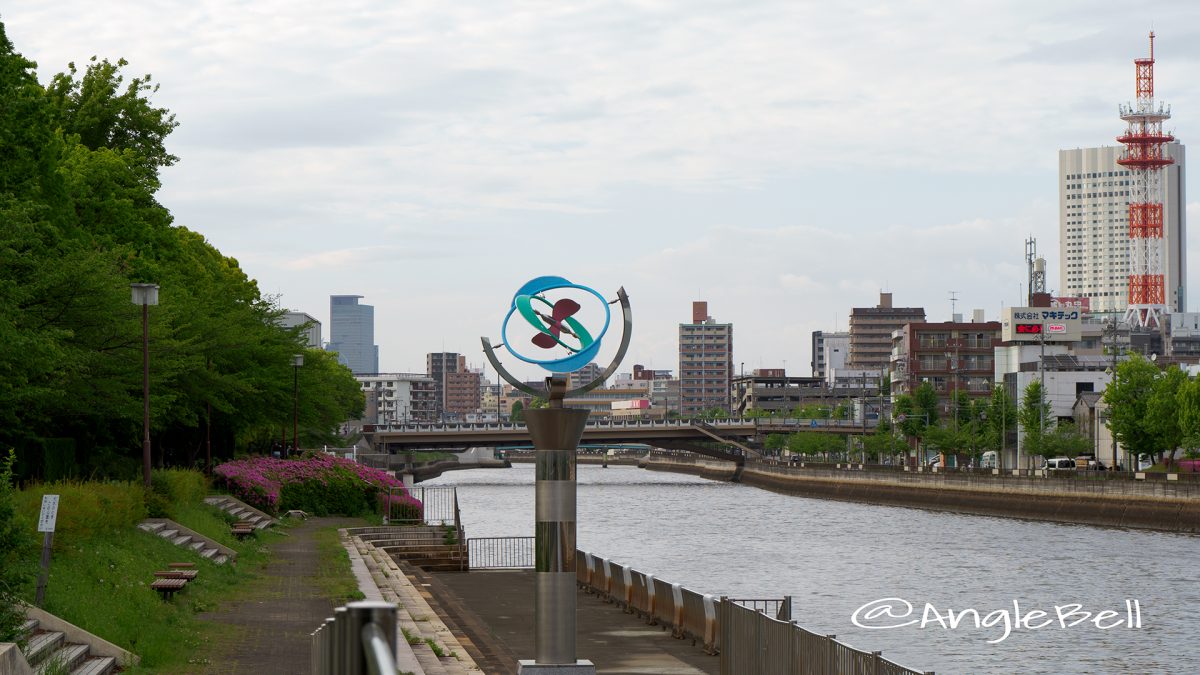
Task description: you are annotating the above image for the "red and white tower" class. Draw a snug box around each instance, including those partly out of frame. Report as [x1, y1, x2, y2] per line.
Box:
[1119, 32, 1174, 328]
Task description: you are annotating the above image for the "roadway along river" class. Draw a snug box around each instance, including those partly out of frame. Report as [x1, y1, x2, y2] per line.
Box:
[426, 463, 1200, 674]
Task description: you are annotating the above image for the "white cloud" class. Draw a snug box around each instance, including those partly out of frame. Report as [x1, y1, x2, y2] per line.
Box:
[2, 1, 1195, 379]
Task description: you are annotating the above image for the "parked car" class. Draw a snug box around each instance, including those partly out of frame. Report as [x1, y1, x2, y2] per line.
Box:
[980, 451, 998, 469]
[1042, 457, 1076, 471]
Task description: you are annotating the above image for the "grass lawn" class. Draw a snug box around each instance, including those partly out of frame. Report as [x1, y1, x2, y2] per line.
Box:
[312, 523, 368, 605]
[29, 501, 280, 672]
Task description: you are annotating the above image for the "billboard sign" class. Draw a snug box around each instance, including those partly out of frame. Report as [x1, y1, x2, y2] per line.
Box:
[1002, 307, 1082, 342]
[1051, 296, 1091, 313]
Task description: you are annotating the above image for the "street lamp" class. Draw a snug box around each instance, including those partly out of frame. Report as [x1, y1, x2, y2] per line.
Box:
[131, 283, 159, 488]
[292, 353, 304, 458]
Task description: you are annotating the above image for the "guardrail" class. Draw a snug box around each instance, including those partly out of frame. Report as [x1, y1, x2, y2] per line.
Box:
[310, 601, 398, 675]
[573, 551, 927, 673]
[468, 536, 534, 569]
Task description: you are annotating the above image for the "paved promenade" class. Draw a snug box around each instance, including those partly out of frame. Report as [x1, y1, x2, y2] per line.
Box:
[420, 568, 719, 675]
[189, 517, 366, 674]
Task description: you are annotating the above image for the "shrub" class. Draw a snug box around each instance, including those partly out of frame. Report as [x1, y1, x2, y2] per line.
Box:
[14, 481, 146, 544]
[213, 454, 421, 517]
[149, 469, 208, 515]
[0, 449, 36, 643]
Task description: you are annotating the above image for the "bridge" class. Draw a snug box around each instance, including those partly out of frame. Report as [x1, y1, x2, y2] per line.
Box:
[363, 417, 878, 465]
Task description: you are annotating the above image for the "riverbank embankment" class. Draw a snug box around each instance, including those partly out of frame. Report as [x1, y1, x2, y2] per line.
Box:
[642, 455, 1200, 533]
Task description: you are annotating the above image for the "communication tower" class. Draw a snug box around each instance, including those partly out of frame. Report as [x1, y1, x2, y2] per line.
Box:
[1025, 238, 1045, 304]
[1119, 32, 1174, 328]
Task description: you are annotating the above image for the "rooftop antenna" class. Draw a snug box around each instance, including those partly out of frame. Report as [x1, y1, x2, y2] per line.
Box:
[949, 291, 959, 320]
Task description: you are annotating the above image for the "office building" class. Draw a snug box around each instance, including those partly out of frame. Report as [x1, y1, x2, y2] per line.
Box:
[848, 293, 925, 372]
[355, 373, 436, 425]
[678, 301, 734, 416]
[889, 320, 1002, 417]
[326, 296, 379, 374]
[280, 311, 322, 349]
[426, 352, 464, 420]
[810, 331, 848, 379]
[1058, 143, 1186, 314]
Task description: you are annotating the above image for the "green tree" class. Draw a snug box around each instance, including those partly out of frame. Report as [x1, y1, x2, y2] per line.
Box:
[1019, 380, 1053, 458]
[0, 449, 35, 643]
[1038, 421, 1093, 459]
[984, 385, 1016, 456]
[764, 433, 787, 455]
[1177, 375, 1200, 458]
[1102, 353, 1160, 468]
[510, 401, 524, 422]
[1145, 366, 1186, 468]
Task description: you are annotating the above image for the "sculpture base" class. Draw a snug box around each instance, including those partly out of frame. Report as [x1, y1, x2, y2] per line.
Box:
[517, 660, 596, 674]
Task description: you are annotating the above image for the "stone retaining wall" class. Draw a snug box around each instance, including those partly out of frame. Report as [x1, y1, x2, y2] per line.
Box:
[644, 457, 1200, 533]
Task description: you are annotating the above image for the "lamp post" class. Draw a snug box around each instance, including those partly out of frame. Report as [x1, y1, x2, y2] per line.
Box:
[292, 354, 304, 458]
[131, 283, 159, 488]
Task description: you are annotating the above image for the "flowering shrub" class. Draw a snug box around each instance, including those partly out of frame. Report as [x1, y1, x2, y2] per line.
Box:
[213, 454, 421, 518]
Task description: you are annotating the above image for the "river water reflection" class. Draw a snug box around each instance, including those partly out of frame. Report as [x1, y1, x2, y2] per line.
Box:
[426, 464, 1199, 674]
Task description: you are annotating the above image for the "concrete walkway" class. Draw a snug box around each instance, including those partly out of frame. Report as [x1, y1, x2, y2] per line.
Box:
[185, 517, 365, 674]
[427, 569, 718, 675]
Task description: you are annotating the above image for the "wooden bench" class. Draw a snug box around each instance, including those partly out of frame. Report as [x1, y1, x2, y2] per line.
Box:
[151, 577, 188, 599]
[231, 521, 255, 539]
[168, 562, 196, 569]
[154, 569, 198, 581]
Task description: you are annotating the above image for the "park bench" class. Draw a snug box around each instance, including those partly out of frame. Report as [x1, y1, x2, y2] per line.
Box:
[168, 562, 196, 569]
[231, 520, 255, 539]
[150, 577, 188, 600]
[154, 569, 198, 581]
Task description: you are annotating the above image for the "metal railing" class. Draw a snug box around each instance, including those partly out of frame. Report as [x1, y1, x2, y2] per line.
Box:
[719, 601, 930, 675]
[383, 485, 459, 526]
[574, 551, 928, 674]
[468, 536, 534, 569]
[730, 596, 792, 621]
[310, 601, 398, 675]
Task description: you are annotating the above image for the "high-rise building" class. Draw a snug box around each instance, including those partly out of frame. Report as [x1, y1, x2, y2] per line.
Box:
[848, 293, 924, 372]
[678, 301, 733, 416]
[326, 296, 378, 374]
[1058, 144, 1185, 314]
[279, 311, 322, 348]
[444, 370, 481, 419]
[810, 331, 849, 378]
[426, 352, 466, 420]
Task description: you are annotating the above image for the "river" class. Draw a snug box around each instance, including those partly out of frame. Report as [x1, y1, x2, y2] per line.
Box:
[425, 463, 1199, 674]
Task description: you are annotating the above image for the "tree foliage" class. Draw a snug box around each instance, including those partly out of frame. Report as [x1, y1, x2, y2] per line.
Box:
[0, 24, 363, 479]
[1102, 354, 1161, 464]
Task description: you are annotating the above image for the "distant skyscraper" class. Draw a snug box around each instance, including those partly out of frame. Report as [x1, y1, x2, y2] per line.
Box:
[678, 301, 733, 416]
[1058, 144, 1185, 314]
[326, 295, 379, 375]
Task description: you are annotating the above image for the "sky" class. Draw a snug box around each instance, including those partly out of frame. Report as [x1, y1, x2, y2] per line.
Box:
[5, 1, 1200, 383]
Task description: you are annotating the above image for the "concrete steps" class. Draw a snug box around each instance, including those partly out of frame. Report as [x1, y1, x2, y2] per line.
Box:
[18, 615, 120, 675]
[345, 533, 481, 675]
[203, 495, 279, 530]
[136, 519, 233, 565]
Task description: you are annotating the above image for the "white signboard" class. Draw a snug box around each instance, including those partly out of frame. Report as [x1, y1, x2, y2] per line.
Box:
[1002, 307, 1082, 343]
[37, 494, 60, 533]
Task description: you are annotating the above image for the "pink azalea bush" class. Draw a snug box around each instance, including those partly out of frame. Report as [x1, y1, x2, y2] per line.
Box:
[214, 453, 422, 518]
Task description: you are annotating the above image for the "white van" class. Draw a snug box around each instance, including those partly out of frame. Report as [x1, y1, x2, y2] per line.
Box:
[1043, 457, 1076, 471]
[980, 451, 998, 469]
